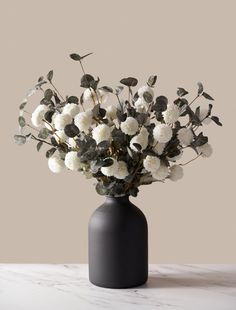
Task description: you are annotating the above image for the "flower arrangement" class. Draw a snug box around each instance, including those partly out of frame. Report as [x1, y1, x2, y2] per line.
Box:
[14, 53, 222, 197]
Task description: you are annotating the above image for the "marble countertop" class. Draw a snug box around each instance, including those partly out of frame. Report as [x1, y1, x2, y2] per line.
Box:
[0, 264, 235, 310]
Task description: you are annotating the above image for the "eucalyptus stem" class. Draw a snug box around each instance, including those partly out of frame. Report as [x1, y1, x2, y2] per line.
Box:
[31, 135, 52, 146]
[189, 94, 200, 107]
[26, 124, 40, 132]
[79, 60, 86, 75]
[116, 94, 123, 112]
[49, 81, 65, 101]
[180, 153, 201, 166]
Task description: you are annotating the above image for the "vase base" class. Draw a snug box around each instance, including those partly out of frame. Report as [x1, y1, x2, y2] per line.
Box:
[89, 276, 148, 289]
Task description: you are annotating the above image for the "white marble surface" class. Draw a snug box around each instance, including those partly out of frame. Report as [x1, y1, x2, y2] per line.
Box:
[0, 264, 236, 310]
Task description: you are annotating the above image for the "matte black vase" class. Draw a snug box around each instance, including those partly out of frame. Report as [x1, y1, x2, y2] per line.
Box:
[88, 195, 148, 288]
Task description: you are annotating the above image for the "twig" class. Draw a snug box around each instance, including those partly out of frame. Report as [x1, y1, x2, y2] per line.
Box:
[180, 153, 201, 166]
[49, 81, 65, 101]
[31, 135, 53, 146]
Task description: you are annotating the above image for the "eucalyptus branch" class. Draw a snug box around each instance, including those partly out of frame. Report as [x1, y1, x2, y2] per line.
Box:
[26, 124, 40, 132]
[188, 94, 201, 107]
[180, 153, 201, 166]
[49, 81, 65, 101]
[79, 60, 86, 75]
[31, 135, 53, 146]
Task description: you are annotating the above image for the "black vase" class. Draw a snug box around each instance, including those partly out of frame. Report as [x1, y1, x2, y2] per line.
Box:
[88, 195, 148, 288]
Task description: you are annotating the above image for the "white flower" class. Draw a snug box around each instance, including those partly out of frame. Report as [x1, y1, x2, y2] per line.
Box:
[163, 103, 180, 124]
[83, 88, 109, 105]
[143, 155, 160, 172]
[153, 124, 172, 143]
[74, 110, 93, 133]
[54, 113, 72, 130]
[31, 104, 49, 127]
[169, 165, 184, 181]
[92, 124, 111, 144]
[68, 138, 77, 149]
[134, 97, 149, 113]
[138, 85, 154, 98]
[177, 128, 194, 146]
[101, 158, 118, 177]
[106, 105, 117, 120]
[199, 108, 211, 125]
[48, 155, 65, 173]
[53, 130, 68, 144]
[114, 161, 129, 179]
[153, 142, 165, 155]
[130, 127, 149, 151]
[152, 165, 169, 181]
[63, 104, 80, 118]
[197, 143, 213, 158]
[65, 151, 81, 171]
[120, 117, 139, 135]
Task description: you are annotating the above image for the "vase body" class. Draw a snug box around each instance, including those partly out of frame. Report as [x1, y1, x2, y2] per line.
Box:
[88, 195, 148, 288]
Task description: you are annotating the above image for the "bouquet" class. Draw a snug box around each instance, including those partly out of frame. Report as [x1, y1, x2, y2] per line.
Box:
[14, 52, 222, 197]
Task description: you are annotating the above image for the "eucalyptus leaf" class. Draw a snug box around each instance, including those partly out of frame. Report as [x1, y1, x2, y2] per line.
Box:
[67, 96, 79, 104]
[46, 147, 56, 158]
[44, 89, 53, 100]
[37, 141, 43, 151]
[19, 99, 27, 110]
[18, 116, 26, 128]
[197, 82, 204, 95]
[38, 128, 50, 139]
[120, 77, 138, 87]
[14, 134, 26, 145]
[177, 87, 188, 97]
[47, 70, 53, 82]
[202, 92, 214, 100]
[143, 91, 153, 103]
[64, 123, 80, 137]
[100, 86, 113, 93]
[211, 116, 222, 126]
[147, 75, 157, 87]
[115, 86, 124, 95]
[80, 74, 95, 88]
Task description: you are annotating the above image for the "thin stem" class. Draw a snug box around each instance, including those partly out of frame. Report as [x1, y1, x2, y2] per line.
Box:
[180, 153, 201, 166]
[79, 60, 86, 75]
[26, 124, 40, 132]
[116, 94, 123, 112]
[31, 135, 52, 146]
[49, 81, 65, 101]
[189, 94, 200, 107]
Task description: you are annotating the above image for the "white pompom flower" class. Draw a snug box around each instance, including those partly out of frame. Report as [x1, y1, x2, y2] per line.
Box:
[92, 124, 111, 144]
[199, 108, 211, 125]
[163, 103, 180, 124]
[177, 128, 194, 146]
[54, 113, 72, 130]
[65, 151, 81, 171]
[101, 158, 118, 177]
[114, 161, 129, 179]
[106, 105, 117, 120]
[74, 110, 93, 133]
[134, 97, 149, 113]
[53, 130, 68, 144]
[143, 155, 160, 173]
[48, 155, 65, 173]
[153, 142, 165, 155]
[130, 127, 149, 151]
[120, 117, 139, 136]
[63, 104, 80, 118]
[152, 165, 169, 181]
[153, 124, 172, 143]
[197, 143, 213, 158]
[68, 138, 77, 149]
[31, 104, 49, 127]
[169, 165, 184, 181]
[138, 85, 154, 98]
[83, 88, 109, 105]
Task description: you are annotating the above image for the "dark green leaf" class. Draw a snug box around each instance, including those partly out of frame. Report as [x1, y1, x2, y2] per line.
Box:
[38, 128, 50, 139]
[46, 147, 56, 158]
[70, 53, 81, 61]
[192, 132, 208, 147]
[132, 143, 142, 151]
[211, 116, 222, 126]
[153, 96, 168, 112]
[202, 92, 214, 100]
[44, 110, 54, 123]
[120, 77, 138, 87]
[90, 77, 100, 90]
[100, 86, 113, 93]
[44, 89, 53, 100]
[195, 106, 200, 119]
[47, 70, 53, 82]
[96, 182, 108, 196]
[18, 116, 26, 128]
[38, 76, 44, 82]
[102, 158, 114, 167]
[92, 103, 100, 117]
[147, 75, 157, 87]
[67, 96, 79, 104]
[14, 134, 26, 145]
[64, 123, 80, 137]
[177, 87, 188, 97]
[37, 141, 43, 151]
[143, 91, 153, 103]
[197, 82, 204, 95]
[80, 74, 95, 88]
[19, 99, 27, 110]
[97, 140, 110, 150]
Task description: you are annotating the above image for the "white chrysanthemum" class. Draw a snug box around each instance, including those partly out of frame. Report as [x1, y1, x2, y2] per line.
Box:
[120, 117, 139, 136]
[92, 124, 111, 144]
[197, 143, 213, 158]
[114, 161, 129, 179]
[152, 165, 169, 181]
[169, 165, 184, 181]
[130, 127, 149, 151]
[138, 85, 154, 98]
[106, 105, 117, 120]
[199, 108, 211, 125]
[31, 104, 49, 127]
[68, 138, 77, 149]
[48, 155, 65, 173]
[153, 143, 165, 155]
[54, 113, 72, 130]
[143, 155, 160, 173]
[63, 103, 80, 118]
[153, 124, 172, 143]
[177, 128, 194, 146]
[53, 130, 68, 144]
[163, 103, 180, 124]
[101, 158, 118, 177]
[134, 97, 149, 113]
[64, 151, 81, 171]
[74, 110, 93, 133]
[83, 88, 109, 105]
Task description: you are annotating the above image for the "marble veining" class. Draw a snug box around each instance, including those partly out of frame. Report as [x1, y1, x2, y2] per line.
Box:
[0, 264, 236, 309]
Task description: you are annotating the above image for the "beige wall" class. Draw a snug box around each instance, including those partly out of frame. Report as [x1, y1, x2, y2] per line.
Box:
[1, 0, 235, 263]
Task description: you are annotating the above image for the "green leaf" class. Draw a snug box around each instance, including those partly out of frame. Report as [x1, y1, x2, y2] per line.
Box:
[18, 116, 26, 128]
[80, 74, 95, 88]
[14, 134, 26, 145]
[153, 96, 168, 112]
[46, 147, 56, 158]
[211, 116, 222, 126]
[70, 52, 93, 61]
[195, 106, 200, 119]
[19, 99, 27, 110]
[102, 158, 114, 167]
[38, 128, 50, 139]
[47, 70, 53, 82]
[64, 123, 80, 138]
[197, 82, 204, 95]
[67, 96, 79, 104]
[44, 89, 53, 100]
[143, 91, 153, 103]
[96, 182, 107, 196]
[92, 103, 100, 117]
[202, 92, 214, 100]
[177, 87, 188, 97]
[37, 141, 43, 151]
[147, 75, 157, 87]
[192, 132, 208, 147]
[132, 143, 142, 151]
[120, 77, 138, 87]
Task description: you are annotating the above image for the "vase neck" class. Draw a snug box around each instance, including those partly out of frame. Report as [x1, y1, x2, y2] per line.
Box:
[105, 195, 130, 205]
